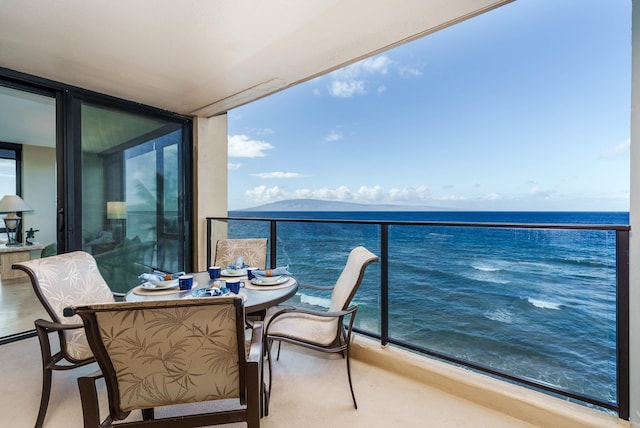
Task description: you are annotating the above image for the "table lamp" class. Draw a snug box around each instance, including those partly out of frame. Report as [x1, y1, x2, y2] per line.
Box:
[107, 201, 127, 242]
[0, 195, 34, 246]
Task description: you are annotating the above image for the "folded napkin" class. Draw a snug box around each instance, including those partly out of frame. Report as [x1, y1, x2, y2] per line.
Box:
[138, 270, 185, 283]
[226, 257, 249, 270]
[252, 266, 291, 277]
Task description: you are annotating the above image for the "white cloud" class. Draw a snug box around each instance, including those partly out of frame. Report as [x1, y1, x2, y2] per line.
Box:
[325, 131, 343, 142]
[245, 184, 430, 205]
[228, 134, 273, 158]
[601, 138, 630, 158]
[251, 171, 306, 179]
[325, 55, 422, 98]
[399, 66, 423, 78]
[245, 185, 288, 204]
[228, 163, 243, 170]
[329, 80, 366, 98]
[388, 186, 429, 202]
[328, 55, 393, 98]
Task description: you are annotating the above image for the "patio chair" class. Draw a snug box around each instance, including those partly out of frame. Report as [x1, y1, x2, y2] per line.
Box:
[65, 297, 263, 428]
[264, 246, 378, 409]
[214, 238, 268, 269]
[12, 251, 116, 428]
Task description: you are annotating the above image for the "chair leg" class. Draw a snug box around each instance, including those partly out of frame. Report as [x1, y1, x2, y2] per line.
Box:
[34, 323, 54, 428]
[141, 408, 155, 420]
[35, 367, 52, 428]
[266, 339, 274, 398]
[345, 345, 358, 409]
[77, 376, 101, 428]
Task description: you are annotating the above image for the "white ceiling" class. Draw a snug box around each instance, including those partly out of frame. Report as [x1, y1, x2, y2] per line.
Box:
[0, 0, 511, 119]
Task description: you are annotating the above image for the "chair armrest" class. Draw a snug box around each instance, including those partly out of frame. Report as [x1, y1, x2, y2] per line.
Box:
[266, 306, 357, 332]
[34, 318, 84, 332]
[269, 305, 356, 319]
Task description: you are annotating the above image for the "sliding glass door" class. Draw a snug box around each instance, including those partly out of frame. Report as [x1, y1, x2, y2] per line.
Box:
[75, 100, 191, 294]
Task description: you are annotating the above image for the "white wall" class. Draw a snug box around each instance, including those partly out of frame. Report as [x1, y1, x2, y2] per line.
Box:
[194, 114, 228, 270]
[21, 144, 56, 246]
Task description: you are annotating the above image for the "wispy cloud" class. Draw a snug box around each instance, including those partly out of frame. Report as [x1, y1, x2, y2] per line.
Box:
[328, 55, 392, 98]
[601, 138, 630, 158]
[228, 134, 273, 158]
[324, 131, 343, 142]
[245, 184, 430, 205]
[327, 54, 421, 98]
[228, 162, 243, 170]
[251, 172, 307, 179]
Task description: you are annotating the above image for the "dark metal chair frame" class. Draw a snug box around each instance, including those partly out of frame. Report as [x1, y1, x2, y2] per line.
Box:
[14, 253, 112, 428]
[66, 298, 263, 428]
[265, 246, 378, 409]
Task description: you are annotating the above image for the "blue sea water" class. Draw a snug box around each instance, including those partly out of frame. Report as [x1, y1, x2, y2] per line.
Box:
[228, 210, 628, 405]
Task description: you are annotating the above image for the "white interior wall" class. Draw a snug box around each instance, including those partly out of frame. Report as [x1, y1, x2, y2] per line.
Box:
[21, 145, 56, 246]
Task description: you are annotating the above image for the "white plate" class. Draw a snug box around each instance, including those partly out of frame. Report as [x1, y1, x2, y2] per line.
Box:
[142, 280, 179, 290]
[190, 288, 247, 302]
[250, 275, 288, 286]
[222, 269, 247, 277]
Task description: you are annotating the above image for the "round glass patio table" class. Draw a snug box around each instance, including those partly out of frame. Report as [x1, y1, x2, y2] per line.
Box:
[125, 271, 298, 313]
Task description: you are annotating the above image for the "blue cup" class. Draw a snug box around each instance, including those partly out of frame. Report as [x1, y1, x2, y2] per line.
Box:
[226, 280, 242, 294]
[208, 266, 221, 279]
[179, 274, 194, 290]
[247, 267, 258, 280]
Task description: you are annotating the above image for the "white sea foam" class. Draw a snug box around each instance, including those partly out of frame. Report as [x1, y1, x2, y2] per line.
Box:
[300, 293, 331, 308]
[471, 263, 502, 272]
[484, 308, 514, 324]
[528, 298, 561, 310]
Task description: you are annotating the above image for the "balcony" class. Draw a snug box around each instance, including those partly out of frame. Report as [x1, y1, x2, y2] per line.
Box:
[0, 331, 622, 427]
[208, 214, 630, 421]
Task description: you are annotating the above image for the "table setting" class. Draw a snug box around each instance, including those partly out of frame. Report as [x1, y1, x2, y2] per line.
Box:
[124, 259, 298, 312]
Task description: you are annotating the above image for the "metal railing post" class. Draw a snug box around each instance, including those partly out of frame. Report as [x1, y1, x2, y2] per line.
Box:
[270, 220, 277, 269]
[381, 223, 389, 346]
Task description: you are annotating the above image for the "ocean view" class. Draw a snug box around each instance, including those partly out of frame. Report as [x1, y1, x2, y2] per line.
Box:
[227, 210, 628, 405]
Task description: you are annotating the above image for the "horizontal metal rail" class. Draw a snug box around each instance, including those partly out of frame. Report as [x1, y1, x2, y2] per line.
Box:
[206, 216, 630, 419]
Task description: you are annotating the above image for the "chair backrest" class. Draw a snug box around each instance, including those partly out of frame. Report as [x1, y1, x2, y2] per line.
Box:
[13, 251, 115, 360]
[70, 298, 247, 420]
[214, 238, 268, 269]
[329, 246, 378, 312]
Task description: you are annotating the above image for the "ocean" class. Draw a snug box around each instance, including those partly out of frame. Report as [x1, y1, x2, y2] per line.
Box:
[227, 210, 629, 405]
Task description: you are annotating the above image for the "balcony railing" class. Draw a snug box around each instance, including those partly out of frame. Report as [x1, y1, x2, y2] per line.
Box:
[206, 215, 630, 420]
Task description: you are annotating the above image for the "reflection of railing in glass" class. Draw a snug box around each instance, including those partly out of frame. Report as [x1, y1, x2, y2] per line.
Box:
[207, 214, 629, 418]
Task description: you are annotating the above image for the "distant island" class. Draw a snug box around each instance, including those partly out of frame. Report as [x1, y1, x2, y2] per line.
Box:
[234, 198, 448, 212]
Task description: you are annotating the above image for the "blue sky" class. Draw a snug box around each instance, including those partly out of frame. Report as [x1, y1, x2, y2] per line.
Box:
[227, 0, 631, 211]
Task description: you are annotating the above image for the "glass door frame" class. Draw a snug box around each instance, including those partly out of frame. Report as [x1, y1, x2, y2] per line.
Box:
[61, 91, 194, 272]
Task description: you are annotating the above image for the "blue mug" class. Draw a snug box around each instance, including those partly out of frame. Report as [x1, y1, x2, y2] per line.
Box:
[179, 275, 194, 290]
[226, 280, 243, 294]
[208, 266, 221, 279]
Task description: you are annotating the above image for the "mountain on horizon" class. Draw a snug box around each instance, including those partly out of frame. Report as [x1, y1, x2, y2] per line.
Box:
[235, 198, 447, 212]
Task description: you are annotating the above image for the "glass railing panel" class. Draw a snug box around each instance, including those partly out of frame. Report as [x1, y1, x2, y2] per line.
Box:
[387, 224, 617, 405]
[237, 220, 382, 334]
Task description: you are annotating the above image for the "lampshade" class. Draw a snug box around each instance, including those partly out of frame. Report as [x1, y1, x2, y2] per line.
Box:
[0, 195, 33, 246]
[0, 195, 33, 214]
[107, 201, 127, 219]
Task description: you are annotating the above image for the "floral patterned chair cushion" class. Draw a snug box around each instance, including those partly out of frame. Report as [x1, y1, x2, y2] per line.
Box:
[69, 298, 263, 426]
[214, 238, 268, 269]
[15, 250, 115, 360]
